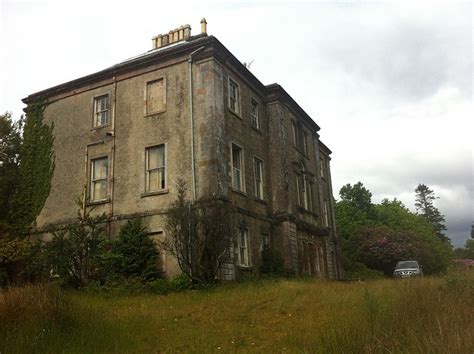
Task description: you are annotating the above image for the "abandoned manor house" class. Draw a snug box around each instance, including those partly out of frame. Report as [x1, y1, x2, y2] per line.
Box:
[23, 20, 341, 280]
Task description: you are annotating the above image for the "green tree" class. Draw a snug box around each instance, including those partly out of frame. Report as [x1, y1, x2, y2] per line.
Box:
[414, 184, 449, 242]
[335, 182, 374, 240]
[0, 112, 22, 232]
[339, 182, 373, 214]
[46, 209, 107, 288]
[111, 219, 160, 281]
[335, 183, 453, 276]
[454, 239, 474, 259]
[373, 199, 452, 273]
[14, 101, 54, 230]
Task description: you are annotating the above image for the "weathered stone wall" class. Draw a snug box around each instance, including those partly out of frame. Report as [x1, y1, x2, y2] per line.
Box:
[31, 41, 341, 280]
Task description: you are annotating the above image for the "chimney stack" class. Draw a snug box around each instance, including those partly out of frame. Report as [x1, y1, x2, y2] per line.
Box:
[200, 18, 207, 34]
[152, 20, 204, 50]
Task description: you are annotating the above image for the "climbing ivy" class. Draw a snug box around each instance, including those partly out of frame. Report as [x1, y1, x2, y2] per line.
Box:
[14, 100, 55, 231]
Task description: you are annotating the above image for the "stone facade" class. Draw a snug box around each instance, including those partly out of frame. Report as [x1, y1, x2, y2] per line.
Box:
[23, 25, 341, 280]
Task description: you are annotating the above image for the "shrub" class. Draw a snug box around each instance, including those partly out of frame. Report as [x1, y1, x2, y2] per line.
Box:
[45, 211, 107, 288]
[150, 274, 192, 294]
[110, 219, 160, 282]
[260, 247, 286, 277]
[342, 261, 384, 280]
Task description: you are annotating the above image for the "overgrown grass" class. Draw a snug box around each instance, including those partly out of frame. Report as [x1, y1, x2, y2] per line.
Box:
[1, 271, 473, 353]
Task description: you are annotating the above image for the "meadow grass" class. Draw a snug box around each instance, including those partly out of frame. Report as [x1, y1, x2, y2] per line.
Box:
[1, 271, 473, 353]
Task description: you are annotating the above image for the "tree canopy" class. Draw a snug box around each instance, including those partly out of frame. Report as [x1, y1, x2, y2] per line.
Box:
[335, 182, 452, 275]
[414, 184, 448, 242]
[0, 112, 22, 233]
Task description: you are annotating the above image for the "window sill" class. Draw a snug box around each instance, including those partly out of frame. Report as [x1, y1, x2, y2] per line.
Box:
[141, 189, 169, 198]
[90, 123, 111, 131]
[297, 206, 318, 217]
[237, 265, 253, 271]
[144, 109, 166, 118]
[231, 188, 247, 197]
[251, 126, 263, 135]
[249, 195, 267, 205]
[86, 198, 110, 206]
[228, 108, 242, 120]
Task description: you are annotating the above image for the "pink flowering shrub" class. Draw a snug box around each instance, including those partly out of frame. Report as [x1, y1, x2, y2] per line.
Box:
[348, 226, 440, 275]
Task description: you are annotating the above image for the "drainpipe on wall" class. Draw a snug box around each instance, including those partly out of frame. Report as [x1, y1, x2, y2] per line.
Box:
[188, 46, 205, 202]
[107, 76, 117, 239]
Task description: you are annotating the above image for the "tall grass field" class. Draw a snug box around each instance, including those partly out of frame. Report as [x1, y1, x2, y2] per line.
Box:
[1, 271, 473, 353]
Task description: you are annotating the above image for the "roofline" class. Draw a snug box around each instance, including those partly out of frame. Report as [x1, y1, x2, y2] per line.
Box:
[264, 83, 320, 132]
[22, 35, 321, 134]
[319, 140, 332, 155]
[22, 34, 213, 104]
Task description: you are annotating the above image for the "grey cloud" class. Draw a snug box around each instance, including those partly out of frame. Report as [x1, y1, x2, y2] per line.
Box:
[311, 4, 472, 101]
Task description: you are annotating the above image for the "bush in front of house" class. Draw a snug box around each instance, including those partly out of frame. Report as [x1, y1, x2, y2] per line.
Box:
[44, 212, 161, 288]
[108, 218, 161, 282]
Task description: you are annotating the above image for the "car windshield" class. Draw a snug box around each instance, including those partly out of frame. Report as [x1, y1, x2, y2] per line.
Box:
[396, 261, 418, 269]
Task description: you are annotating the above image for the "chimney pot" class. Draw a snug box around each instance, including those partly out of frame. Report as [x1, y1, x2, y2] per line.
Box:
[200, 18, 207, 34]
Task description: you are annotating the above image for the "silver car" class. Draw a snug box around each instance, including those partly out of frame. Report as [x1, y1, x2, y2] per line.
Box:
[393, 260, 423, 278]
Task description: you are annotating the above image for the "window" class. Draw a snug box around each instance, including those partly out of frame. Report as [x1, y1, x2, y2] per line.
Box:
[303, 131, 309, 155]
[93, 95, 109, 127]
[296, 171, 313, 211]
[291, 121, 298, 147]
[231, 144, 243, 191]
[146, 78, 166, 115]
[90, 157, 108, 201]
[296, 173, 309, 209]
[254, 157, 263, 199]
[250, 98, 259, 129]
[146, 145, 166, 192]
[323, 200, 329, 227]
[295, 173, 301, 206]
[228, 78, 240, 115]
[320, 157, 325, 178]
[261, 233, 270, 251]
[308, 182, 314, 211]
[237, 228, 250, 267]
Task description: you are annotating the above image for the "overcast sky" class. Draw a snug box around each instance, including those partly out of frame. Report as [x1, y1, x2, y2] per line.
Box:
[1, 0, 472, 247]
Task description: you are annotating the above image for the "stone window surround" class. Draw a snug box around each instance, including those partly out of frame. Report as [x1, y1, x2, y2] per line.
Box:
[237, 227, 251, 267]
[143, 143, 168, 196]
[250, 96, 260, 130]
[91, 92, 111, 129]
[253, 156, 264, 200]
[144, 77, 167, 117]
[228, 76, 241, 117]
[89, 155, 109, 203]
[230, 141, 245, 193]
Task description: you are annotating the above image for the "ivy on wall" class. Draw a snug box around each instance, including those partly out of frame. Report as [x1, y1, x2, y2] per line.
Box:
[14, 100, 55, 231]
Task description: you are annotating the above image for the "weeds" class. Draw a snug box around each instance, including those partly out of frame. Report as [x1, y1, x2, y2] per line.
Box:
[1, 272, 473, 353]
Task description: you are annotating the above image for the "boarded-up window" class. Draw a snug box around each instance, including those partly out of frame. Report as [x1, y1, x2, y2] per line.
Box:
[146, 79, 165, 115]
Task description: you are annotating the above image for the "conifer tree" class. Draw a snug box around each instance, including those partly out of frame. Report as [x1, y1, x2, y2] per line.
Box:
[414, 184, 449, 242]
